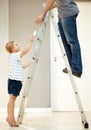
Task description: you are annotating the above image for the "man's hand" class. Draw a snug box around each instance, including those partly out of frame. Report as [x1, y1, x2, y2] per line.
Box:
[35, 13, 44, 25]
[35, 0, 55, 25]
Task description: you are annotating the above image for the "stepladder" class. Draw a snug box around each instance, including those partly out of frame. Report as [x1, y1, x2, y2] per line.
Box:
[16, 9, 89, 129]
[16, 11, 50, 126]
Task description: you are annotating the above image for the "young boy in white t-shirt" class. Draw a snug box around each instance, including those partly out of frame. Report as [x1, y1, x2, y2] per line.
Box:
[5, 35, 35, 127]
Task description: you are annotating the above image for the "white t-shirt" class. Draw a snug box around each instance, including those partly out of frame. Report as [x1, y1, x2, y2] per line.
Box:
[8, 51, 23, 81]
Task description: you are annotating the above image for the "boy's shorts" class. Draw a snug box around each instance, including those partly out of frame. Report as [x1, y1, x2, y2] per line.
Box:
[8, 79, 22, 97]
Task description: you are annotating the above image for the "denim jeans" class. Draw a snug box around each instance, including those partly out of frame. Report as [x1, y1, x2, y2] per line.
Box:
[58, 14, 82, 74]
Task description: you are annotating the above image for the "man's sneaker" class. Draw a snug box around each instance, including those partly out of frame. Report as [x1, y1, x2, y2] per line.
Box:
[63, 67, 81, 78]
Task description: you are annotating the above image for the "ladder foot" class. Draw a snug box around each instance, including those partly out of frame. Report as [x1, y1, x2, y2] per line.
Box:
[84, 122, 89, 129]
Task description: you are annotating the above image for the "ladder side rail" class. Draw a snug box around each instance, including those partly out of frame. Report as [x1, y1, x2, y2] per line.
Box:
[16, 12, 50, 126]
[16, 61, 37, 125]
[23, 12, 50, 98]
[50, 10, 88, 125]
[32, 14, 49, 62]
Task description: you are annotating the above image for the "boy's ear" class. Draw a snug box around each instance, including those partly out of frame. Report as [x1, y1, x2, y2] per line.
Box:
[11, 47, 14, 53]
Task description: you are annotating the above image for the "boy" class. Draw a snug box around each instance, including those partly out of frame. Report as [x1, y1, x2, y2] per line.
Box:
[5, 35, 35, 127]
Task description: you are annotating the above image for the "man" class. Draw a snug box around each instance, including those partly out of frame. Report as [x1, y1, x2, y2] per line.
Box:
[35, 0, 82, 78]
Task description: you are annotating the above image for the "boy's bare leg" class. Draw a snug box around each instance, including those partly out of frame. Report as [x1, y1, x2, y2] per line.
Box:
[6, 94, 17, 127]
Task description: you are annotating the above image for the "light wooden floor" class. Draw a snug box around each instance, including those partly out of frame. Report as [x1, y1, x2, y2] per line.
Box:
[0, 109, 91, 130]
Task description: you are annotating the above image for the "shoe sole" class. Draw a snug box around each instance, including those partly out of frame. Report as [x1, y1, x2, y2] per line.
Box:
[63, 68, 81, 78]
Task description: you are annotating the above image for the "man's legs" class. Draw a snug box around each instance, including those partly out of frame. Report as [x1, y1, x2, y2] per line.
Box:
[58, 15, 82, 74]
[58, 20, 72, 66]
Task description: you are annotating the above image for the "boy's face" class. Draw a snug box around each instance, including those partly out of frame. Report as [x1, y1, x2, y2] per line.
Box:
[13, 42, 20, 52]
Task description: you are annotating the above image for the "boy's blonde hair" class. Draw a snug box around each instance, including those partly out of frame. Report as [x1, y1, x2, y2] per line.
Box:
[5, 41, 15, 53]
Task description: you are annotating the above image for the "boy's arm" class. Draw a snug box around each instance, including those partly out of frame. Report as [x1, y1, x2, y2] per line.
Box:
[35, 0, 55, 24]
[20, 36, 34, 58]
[22, 62, 31, 69]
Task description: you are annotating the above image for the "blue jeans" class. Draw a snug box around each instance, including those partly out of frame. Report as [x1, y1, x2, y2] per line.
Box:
[58, 14, 82, 74]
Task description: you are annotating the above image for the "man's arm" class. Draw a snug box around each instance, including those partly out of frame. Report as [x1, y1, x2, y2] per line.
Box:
[52, 2, 57, 9]
[41, 0, 55, 16]
[35, 0, 55, 24]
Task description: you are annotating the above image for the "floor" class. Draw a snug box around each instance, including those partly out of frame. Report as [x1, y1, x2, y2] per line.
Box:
[0, 109, 91, 130]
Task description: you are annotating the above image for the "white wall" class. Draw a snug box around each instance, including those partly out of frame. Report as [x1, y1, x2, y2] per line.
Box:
[9, 0, 50, 108]
[0, 1, 91, 111]
[50, 2, 91, 111]
[0, 0, 50, 108]
[0, 0, 9, 108]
